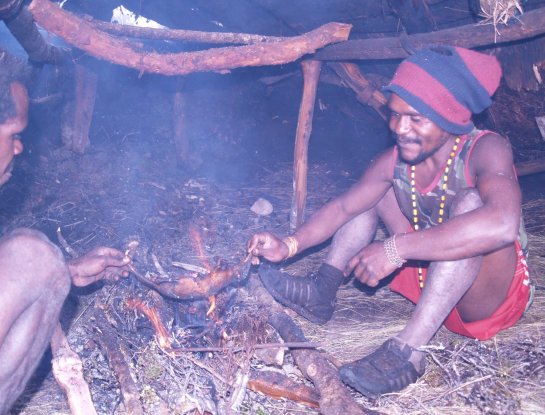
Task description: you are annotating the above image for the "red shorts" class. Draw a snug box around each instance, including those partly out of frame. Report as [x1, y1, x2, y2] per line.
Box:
[390, 241, 530, 340]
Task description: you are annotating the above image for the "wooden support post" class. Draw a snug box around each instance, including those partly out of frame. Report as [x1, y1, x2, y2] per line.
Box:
[172, 79, 189, 164]
[515, 158, 545, 177]
[61, 64, 98, 153]
[290, 59, 322, 230]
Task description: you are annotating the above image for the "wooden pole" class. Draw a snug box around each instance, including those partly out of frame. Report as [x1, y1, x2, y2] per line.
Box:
[314, 7, 545, 61]
[515, 158, 545, 177]
[61, 64, 98, 153]
[290, 60, 322, 230]
[172, 79, 189, 164]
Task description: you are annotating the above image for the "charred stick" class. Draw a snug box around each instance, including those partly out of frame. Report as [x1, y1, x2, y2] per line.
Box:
[168, 341, 320, 353]
[57, 226, 78, 258]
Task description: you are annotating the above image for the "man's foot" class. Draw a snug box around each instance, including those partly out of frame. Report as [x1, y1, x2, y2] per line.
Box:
[258, 263, 343, 324]
[339, 338, 425, 398]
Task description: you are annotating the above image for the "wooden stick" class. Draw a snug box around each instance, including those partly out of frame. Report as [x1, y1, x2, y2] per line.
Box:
[61, 64, 98, 154]
[290, 60, 322, 230]
[249, 275, 369, 414]
[247, 369, 320, 409]
[169, 341, 320, 353]
[28, 0, 351, 76]
[50, 324, 97, 415]
[268, 313, 370, 414]
[95, 310, 144, 415]
[314, 7, 545, 61]
[328, 62, 388, 119]
[515, 158, 545, 177]
[88, 18, 285, 45]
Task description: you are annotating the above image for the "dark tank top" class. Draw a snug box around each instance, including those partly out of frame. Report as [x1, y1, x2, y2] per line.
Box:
[392, 129, 528, 256]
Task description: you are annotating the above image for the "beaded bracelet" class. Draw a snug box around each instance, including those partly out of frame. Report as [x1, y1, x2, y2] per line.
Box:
[383, 234, 406, 268]
[282, 236, 299, 259]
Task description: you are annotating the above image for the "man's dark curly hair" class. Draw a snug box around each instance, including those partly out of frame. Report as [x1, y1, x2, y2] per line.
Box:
[0, 48, 29, 124]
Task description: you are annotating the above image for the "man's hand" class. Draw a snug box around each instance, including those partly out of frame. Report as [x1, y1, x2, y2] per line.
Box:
[68, 247, 131, 287]
[247, 232, 289, 265]
[345, 241, 398, 287]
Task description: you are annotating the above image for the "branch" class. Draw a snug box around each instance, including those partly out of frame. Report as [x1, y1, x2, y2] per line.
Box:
[27, 0, 351, 76]
[88, 18, 285, 45]
[314, 7, 545, 61]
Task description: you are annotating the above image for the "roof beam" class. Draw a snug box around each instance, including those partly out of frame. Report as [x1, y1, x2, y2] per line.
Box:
[314, 7, 545, 61]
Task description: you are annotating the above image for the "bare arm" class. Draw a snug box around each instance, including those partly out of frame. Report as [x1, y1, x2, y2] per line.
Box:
[293, 148, 395, 251]
[396, 133, 521, 261]
[247, 148, 395, 261]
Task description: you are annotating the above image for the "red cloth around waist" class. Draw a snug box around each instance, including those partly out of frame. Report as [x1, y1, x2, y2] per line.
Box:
[390, 241, 530, 340]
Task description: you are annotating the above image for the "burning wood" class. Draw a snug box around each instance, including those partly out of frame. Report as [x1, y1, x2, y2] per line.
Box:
[248, 369, 320, 409]
[190, 225, 212, 272]
[126, 297, 174, 350]
[128, 251, 252, 300]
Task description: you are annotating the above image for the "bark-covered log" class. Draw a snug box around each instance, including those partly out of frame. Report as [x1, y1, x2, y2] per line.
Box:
[249, 275, 373, 414]
[27, 0, 351, 76]
[61, 64, 97, 153]
[94, 310, 144, 415]
[89, 18, 285, 45]
[50, 324, 97, 415]
[268, 312, 373, 414]
[314, 7, 545, 61]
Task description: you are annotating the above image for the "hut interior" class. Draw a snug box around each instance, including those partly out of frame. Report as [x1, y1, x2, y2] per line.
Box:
[1, 0, 545, 414]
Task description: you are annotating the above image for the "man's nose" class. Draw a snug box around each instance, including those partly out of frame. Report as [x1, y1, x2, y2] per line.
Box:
[391, 115, 411, 136]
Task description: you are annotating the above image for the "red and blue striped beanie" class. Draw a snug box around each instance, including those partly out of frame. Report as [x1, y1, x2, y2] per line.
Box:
[383, 45, 502, 134]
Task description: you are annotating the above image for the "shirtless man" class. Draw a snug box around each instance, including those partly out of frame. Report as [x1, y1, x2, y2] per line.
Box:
[0, 51, 131, 413]
[248, 46, 531, 397]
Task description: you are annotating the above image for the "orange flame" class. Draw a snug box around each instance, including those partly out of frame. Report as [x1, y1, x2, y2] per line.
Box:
[126, 298, 172, 350]
[189, 225, 212, 271]
[206, 295, 216, 317]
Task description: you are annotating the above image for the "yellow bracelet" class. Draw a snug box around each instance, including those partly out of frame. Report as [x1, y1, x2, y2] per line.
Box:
[282, 236, 299, 259]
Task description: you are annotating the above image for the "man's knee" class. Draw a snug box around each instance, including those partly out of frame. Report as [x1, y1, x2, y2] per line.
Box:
[450, 188, 483, 217]
[0, 228, 70, 291]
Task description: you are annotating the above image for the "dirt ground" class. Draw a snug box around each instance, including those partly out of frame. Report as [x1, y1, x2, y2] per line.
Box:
[4, 62, 545, 414]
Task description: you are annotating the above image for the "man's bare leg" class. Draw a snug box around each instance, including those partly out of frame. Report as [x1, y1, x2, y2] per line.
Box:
[0, 229, 70, 414]
[327, 188, 405, 270]
[396, 189, 515, 366]
[339, 188, 517, 396]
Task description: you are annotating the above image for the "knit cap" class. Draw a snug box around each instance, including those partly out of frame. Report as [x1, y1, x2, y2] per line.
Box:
[383, 45, 502, 134]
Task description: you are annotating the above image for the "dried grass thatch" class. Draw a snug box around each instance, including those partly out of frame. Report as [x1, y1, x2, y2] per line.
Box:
[478, 0, 524, 38]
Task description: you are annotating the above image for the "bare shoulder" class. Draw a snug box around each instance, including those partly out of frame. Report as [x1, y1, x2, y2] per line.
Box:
[469, 131, 515, 178]
[363, 146, 397, 180]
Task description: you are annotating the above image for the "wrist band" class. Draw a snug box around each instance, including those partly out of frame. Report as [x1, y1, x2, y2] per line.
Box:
[384, 234, 406, 268]
[283, 236, 299, 259]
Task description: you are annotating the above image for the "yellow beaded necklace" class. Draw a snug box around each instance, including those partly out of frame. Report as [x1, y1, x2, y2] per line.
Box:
[410, 136, 461, 288]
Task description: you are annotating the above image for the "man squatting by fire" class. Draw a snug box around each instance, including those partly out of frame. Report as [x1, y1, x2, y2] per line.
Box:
[248, 45, 532, 397]
[0, 50, 131, 414]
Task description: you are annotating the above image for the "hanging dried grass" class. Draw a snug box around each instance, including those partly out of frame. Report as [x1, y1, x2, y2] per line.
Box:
[478, 0, 524, 39]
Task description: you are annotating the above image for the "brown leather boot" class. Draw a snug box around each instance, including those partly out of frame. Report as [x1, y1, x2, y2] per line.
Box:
[258, 263, 344, 324]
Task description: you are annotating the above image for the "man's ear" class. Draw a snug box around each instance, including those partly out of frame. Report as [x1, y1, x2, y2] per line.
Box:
[13, 139, 23, 155]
